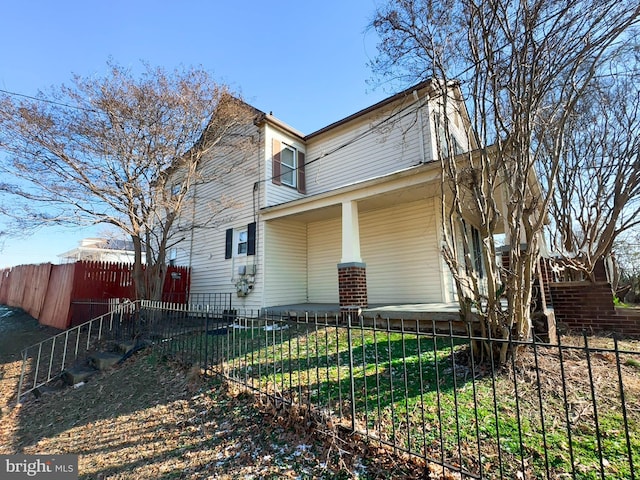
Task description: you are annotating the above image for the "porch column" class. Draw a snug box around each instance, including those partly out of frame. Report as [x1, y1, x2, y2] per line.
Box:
[338, 200, 368, 310]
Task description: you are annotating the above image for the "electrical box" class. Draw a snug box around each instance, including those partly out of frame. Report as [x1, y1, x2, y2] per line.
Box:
[237, 265, 246, 275]
[246, 264, 257, 275]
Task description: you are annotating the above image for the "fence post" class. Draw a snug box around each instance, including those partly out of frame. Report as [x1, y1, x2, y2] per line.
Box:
[345, 310, 357, 431]
[16, 348, 28, 405]
[204, 310, 209, 374]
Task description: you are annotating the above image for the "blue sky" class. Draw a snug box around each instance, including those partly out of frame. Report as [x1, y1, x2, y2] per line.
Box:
[0, 0, 390, 268]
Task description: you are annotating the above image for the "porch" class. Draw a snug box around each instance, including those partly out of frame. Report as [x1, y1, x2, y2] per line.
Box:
[261, 302, 475, 334]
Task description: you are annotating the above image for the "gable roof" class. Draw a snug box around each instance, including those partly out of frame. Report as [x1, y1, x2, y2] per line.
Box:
[255, 79, 438, 142]
[305, 79, 435, 140]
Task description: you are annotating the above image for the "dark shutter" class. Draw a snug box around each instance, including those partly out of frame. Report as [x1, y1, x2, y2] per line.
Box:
[272, 138, 282, 185]
[247, 222, 256, 256]
[297, 151, 306, 194]
[225, 228, 233, 259]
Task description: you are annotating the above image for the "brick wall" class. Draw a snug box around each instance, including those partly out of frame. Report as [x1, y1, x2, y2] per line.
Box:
[338, 262, 368, 310]
[549, 281, 640, 337]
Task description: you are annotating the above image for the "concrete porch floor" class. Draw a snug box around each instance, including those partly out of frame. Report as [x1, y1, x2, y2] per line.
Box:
[262, 302, 462, 321]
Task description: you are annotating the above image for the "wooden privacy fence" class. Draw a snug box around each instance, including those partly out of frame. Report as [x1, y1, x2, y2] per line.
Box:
[0, 261, 190, 329]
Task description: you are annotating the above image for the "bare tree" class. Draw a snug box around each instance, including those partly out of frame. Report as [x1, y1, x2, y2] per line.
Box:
[614, 229, 640, 303]
[371, 0, 640, 362]
[0, 62, 257, 300]
[539, 67, 640, 281]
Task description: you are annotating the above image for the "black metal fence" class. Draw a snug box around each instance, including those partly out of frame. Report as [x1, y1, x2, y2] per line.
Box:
[17, 296, 233, 402]
[17, 301, 140, 402]
[186, 293, 233, 312]
[116, 303, 640, 478]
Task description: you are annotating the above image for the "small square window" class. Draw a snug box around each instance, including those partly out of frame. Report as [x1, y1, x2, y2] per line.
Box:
[236, 230, 248, 256]
[171, 183, 183, 197]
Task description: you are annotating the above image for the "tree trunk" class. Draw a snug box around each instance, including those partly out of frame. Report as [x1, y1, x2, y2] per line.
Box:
[132, 235, 146, 300]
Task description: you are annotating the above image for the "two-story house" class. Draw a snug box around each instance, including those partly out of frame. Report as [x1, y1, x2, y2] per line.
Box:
[173, 80, 486, 316]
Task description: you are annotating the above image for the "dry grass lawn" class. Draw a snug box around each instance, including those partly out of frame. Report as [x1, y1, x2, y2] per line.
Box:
[3, 306, 638, 479]
[0, 308, 422, 479]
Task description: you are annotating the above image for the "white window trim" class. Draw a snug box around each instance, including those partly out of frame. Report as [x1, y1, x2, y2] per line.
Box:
[235, 229, 248, 257]
[280, 143, 297, 188]
[168, 248, 178, 266]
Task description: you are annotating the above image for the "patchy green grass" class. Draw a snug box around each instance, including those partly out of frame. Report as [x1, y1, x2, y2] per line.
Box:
[5, 347, 427, 479]
[626, 357, 640, 370]
[160, 321, 640, 479]
[7, 308, 639, 479]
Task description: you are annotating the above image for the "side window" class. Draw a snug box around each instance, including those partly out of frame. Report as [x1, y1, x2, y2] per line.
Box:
[436, 116, 465, 156]
[471, 226, 484, 279]
[236, 229, 248, 256]
[280, 144, 296, 187]
[225, 223, 256, 259]
[461, 220, 484, 279]
[170, 183, 182, 197]
[168, 248, 177, 266]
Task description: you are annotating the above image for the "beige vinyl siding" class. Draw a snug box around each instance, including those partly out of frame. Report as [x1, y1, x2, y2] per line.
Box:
[174, 124, 266, 311]
[360, 199, 442, 304]
[307, 218, 341, 303]
[428, 94, 474, 161]
[434, 196, 456, 303]
[263, 219, 308, 306]
[304, 103, 430, 196]
[294, 199, 443, 306]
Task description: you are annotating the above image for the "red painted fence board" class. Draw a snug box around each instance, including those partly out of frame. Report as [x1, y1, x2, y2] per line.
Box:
[0, 261, 190, 329]
[21, 263, 53, 320]
[40, 264, 75, 329]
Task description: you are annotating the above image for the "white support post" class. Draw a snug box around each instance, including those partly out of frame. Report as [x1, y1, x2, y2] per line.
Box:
[340, 200, 362, 264]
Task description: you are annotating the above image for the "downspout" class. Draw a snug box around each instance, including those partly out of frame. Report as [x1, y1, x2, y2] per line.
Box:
[256, 126, 266, 312]
[187, 179, 197, 300]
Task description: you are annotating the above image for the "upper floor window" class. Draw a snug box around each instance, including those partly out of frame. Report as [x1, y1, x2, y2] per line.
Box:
[280, 144, 297, 187]
[436, 116, 465, 157]
[170, 183, 183, 197]
[272, 138, 306, 194]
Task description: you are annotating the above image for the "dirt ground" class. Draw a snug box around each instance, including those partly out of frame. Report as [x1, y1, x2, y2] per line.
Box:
[0, 306, 423, 480]
[0, 306, 61, 414]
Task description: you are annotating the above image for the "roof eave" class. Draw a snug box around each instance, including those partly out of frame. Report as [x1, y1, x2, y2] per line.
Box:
[304, 79, 436, 140]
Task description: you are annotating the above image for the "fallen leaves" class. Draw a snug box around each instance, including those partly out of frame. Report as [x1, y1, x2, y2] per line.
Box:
[2, 350, 410, 478]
